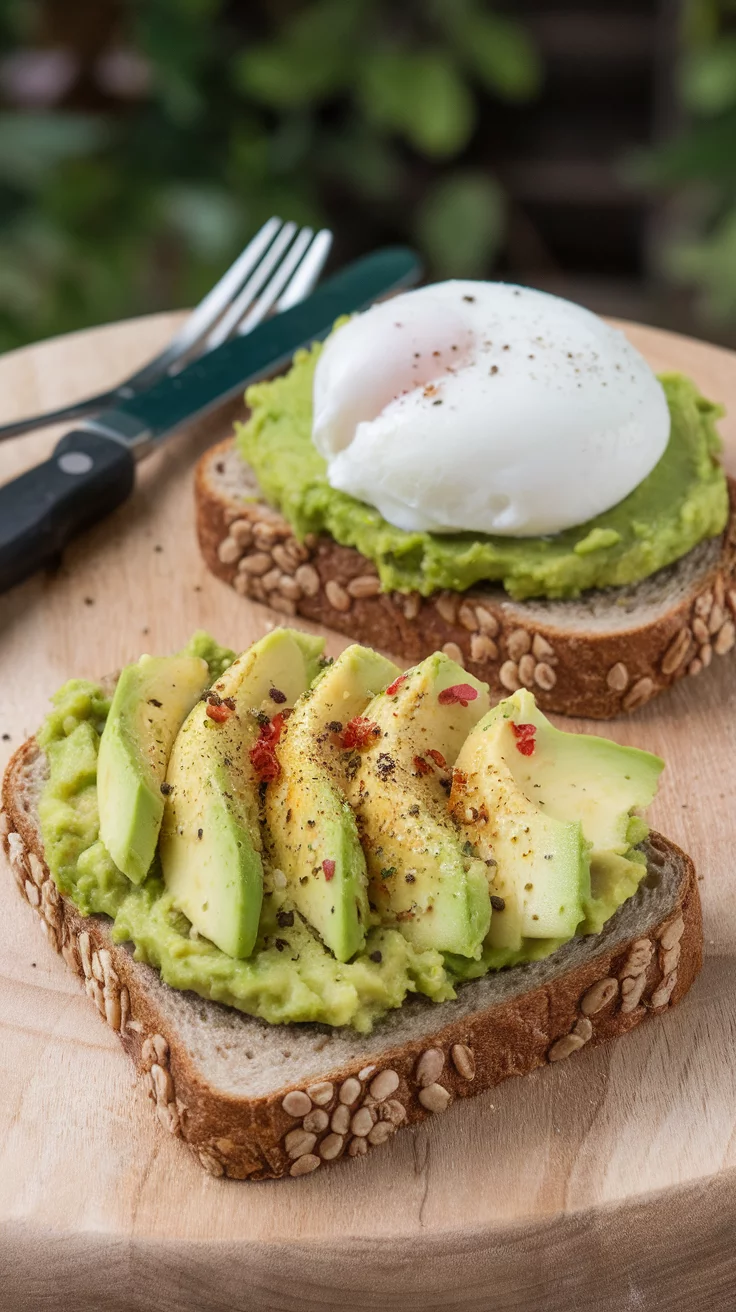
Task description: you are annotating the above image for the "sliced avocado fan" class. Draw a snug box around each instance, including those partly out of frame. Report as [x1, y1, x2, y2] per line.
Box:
[160, 628, 324, 959]
[345, 653, 492, 958]
[451, 688, 664, 952]
[265, 644, 400, 962]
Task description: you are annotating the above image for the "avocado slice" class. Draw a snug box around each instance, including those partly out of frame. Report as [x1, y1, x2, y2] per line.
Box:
[345, 653, 492, 958]
[483, 688, 664, 857]
[160, 628, 324, 958]
[97, 654, 210, 884]
[451, 715, 587, 950]
[265, 644, 400, 962]
[481, 688, 664, 934]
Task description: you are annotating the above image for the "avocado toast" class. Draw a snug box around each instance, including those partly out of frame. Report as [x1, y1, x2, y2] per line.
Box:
[1, 629, 702, 1181]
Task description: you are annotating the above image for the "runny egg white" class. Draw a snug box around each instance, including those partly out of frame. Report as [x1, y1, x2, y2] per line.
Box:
[312, 281, 671, 538]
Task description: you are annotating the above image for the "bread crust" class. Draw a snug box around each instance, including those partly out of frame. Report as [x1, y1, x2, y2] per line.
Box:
[195, 439, 736, 719]
[2, 735, 702, 1182]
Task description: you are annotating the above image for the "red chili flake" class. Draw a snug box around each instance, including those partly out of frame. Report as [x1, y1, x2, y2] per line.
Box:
[206, 701, 234, 723]
[340, 716, 381, 750]
[248, 739, 280, 782]
[385, 674, 407, 697]
[452, 767, 467, 790]
[322, 859, 336, 881]
[438, 683, 478, 708]
[426, 748, 447, 769]
[267, 710, 288, 742]
[413, 755, 433, 776]
[511, 722, 536, 757]
[248, 711, 289, 781]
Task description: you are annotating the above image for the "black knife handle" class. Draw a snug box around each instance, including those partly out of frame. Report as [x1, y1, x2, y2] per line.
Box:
[0, 431, 135, 594]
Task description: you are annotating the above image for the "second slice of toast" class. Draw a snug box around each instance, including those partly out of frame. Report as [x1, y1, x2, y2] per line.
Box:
[195, 441, 736, 719]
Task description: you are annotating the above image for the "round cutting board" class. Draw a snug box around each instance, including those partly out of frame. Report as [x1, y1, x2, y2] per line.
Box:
[1, 313, 735, 1312]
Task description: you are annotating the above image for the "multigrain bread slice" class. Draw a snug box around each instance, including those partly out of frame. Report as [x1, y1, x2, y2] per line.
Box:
[2, 733, 702, 1182]
[196, 440, 736, 719]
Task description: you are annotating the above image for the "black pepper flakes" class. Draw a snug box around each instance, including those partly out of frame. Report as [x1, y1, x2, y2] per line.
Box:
[490, 895, 506, 912]
[369, 950, 383, 963]
[197, 828, 203, 840]
[327, 720, 343, 733]
[274, 938, 289, 952]
[405, 873, 416, 883]
[376, 753, 395, 779]
[160, 782, 173, 796]
[148, 698, 162, 708]
[277, 909, 295, 928]
[269, 687, 287, 704]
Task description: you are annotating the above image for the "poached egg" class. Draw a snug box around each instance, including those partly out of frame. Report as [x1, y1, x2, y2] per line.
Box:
[312, 281, 670, 538]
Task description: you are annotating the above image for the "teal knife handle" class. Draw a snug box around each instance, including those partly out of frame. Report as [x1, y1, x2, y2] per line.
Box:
[0, 431, 134, 593]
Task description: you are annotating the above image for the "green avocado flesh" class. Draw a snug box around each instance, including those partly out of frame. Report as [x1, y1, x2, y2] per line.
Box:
[346, 653, 492, 957]
[236, 343, 728, 600]
[97, 654, 210, 884]
[160, 629, 325, 960]
[36, 632, 661, 1032]
[265, 645, 400, 963]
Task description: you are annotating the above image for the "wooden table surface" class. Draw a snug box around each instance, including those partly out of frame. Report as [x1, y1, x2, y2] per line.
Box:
[0, 313, 735, 1312]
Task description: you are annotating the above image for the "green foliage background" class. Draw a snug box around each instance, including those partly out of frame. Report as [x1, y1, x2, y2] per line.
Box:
[0, 0, 541, 353]
[632, 0, 736, 322]
[1, 0, 735, 353]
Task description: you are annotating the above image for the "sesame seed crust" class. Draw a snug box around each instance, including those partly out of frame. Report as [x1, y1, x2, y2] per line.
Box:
[196, 440, 736, 721]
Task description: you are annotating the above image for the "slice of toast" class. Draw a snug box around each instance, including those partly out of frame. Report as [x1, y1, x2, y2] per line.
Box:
[195, 440, 736, 719]
[2, 734, 702, 1182]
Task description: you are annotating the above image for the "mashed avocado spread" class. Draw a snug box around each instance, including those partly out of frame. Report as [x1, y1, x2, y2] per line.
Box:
[236, 344, 728, 600]
[37, 632, 652, 1033]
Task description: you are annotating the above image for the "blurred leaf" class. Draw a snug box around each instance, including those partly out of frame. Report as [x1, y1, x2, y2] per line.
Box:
[267, 114, 314, 175]
[446, 8, 541, 102]
[666, 208, 736, 319]
[321, 121, 402, 200]
[681, 0, 722, 47]
[681, 38, 736, 114]
[359, 50, 475, 157]
[234, 0, 362, 108]
[234, 43, 345, 108]
[626, 109, 736, 185]
[133, 0, 223, 124]
[0, 113, 108, 189]
[160, 184, 242, 258]
[416, 170, 504, 275]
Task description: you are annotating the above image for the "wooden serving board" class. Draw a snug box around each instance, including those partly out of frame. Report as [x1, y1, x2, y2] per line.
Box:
[1, 313, 735, 1312]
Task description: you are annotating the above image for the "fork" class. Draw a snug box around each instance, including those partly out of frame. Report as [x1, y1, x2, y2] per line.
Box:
[0, 217, 333, 443]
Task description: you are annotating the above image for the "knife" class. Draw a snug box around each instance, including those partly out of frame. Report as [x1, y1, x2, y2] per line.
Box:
[0, 246, 422, 595]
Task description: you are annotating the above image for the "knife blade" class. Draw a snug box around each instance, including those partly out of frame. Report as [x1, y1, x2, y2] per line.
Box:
[0, 246, 422, 595]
